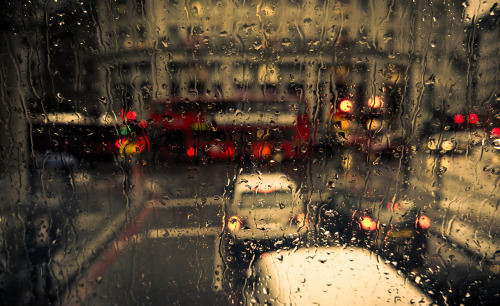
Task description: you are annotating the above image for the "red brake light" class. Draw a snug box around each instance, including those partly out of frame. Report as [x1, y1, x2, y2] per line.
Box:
[454, 114, 465, 124]
[468, 113, 478, 124]
[115, 139, 125, 148]
[255, 186, 275, 193]
[227, 216, 242, 232]
[360, 217, 377, 231]
[339, 99, 354, 113]
[126, 111, 137, 121]
[417, 215, 431, 230]
[491, 127, 500, 137]
[227, 146, 235, 157]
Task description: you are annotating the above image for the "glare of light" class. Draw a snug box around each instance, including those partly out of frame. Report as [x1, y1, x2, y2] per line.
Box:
[366, 118, 382, 131]
[187, 147, 195, 157]
[367, 96, 383, 109]
[417, 215, 431, 230]
[254, 145, 272, 159]
[262, 146, 271, 157]
[126, 111, 137, 121]
[441, 140, 454, 151]
[227, 146, 235, 157]
[227, 216, 242, 232]
[360, 217, 377, 231]
[427, 139, 438, 150]
[468, 113, 478, 124]
[454, 114, 465, 124]
[125, 143, 142, 155]
[115, 139, 125, 148]
[339, 118, 351, 130]
[339, 99, 354, 113]
[296, 213, 306, 227]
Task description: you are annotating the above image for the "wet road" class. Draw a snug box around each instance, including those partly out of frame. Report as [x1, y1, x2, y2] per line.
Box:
[6, 149, 499, 304]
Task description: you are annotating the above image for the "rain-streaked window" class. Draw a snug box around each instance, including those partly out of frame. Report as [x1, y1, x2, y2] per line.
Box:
[1, 0, 499, 304]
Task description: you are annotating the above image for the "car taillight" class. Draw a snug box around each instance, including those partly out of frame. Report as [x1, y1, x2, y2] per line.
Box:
[360, 216, 377, 231]
[227, 146, 235, 157]
[187, 146, 195, 157]
[296, 213, 306, 227]
[468, 113, 478, 124]
[454, 114, 465, 124]
[227, 216, 242, 232]
[491, 128, 500, 138]
[417, 215, 431, 230]
[115, 138, 126, 148]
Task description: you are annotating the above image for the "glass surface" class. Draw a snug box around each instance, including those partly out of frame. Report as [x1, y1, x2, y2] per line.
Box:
[239, 191, 293, 208]
[0, 0, 499, 305]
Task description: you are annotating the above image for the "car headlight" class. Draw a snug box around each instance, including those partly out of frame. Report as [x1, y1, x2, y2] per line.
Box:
[440, 140, 455, 151]
[427, 139, 438, 150]
[359, 216, 377, 231]
[227, 216, 243, 232]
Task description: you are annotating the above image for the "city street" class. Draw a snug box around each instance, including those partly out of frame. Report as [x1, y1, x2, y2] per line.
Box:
[4, 148, 489, 304]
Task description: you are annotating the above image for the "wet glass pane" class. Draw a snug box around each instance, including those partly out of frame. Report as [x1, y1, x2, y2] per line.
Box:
[1, 0, 499, 304]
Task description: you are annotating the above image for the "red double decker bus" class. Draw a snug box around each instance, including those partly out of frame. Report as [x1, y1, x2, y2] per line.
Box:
[205, 93, 310, 162]
[144, 93, 310, 162]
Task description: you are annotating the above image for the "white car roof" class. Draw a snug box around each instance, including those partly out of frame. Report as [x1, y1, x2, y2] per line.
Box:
[234, 172, 297, 196]
[248, 246, 433, 305]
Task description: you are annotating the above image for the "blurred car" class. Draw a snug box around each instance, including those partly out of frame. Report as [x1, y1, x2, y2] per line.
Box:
[425, 129, 486, 154]
[318, 194, 430, 270]
[222, 172, 308, 265]
[330, 113, 408, 158]
[244, 246, 433, 305]
[420, 127, 500, 263]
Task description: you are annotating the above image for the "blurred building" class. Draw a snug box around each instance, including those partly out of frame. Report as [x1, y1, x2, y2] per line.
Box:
[91, 0, 454, 143]
[2, 0, 496, 157]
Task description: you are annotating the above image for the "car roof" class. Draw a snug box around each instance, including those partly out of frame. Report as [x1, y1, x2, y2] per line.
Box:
[248, 246, 433, 305]
[234, 172, 297, 196]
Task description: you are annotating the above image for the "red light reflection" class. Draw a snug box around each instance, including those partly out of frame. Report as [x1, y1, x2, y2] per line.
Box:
[468, 113, 478, 124]
[454, 114, 465, 124]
